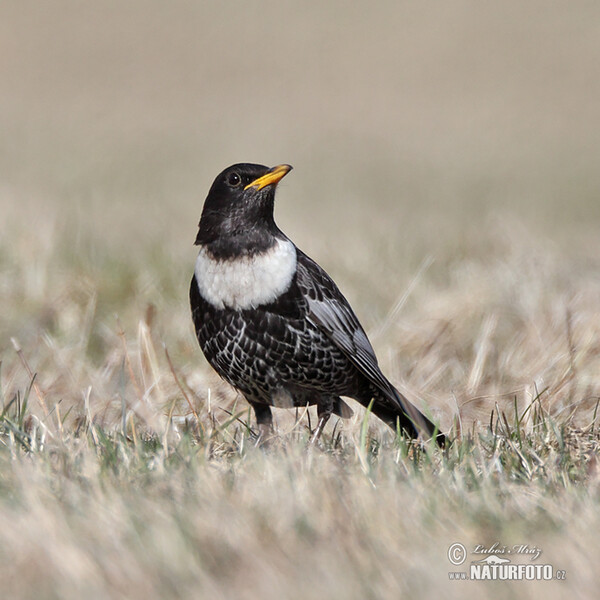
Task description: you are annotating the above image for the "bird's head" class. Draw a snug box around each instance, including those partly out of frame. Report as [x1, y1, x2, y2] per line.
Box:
[195, 163, 292, 254]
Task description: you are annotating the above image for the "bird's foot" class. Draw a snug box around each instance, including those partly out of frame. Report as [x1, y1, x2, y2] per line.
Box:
[255, 422, 275, 447]
[309, 412, 331, 446]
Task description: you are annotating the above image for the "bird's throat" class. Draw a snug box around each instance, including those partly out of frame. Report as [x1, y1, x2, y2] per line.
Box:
[194, 238, 297, 310]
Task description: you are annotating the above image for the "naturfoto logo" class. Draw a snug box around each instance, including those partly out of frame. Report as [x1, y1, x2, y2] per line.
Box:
[447, 542, 567, 582]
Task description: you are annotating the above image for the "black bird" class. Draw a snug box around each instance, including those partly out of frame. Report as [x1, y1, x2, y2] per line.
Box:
[190, 163, 445, 445]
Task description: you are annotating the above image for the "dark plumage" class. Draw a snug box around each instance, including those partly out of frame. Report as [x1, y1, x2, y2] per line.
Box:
[190, 163, 445, 445]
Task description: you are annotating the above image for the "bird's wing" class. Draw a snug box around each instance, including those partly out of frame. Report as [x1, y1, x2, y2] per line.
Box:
[295, 250, 396, 397]
[295, 250, 440, 440]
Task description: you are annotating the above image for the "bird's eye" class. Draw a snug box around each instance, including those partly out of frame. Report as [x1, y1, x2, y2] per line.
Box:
[227, 172, 241, 187]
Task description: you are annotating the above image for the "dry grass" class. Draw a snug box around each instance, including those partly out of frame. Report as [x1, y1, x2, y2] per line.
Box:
[2, 2, 600, 598]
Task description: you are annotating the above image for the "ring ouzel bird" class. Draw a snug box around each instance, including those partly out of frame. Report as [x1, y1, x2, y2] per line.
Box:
[190, 163, 445, 445]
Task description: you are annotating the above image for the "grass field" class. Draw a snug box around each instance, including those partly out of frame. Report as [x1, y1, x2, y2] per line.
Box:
[2, 2, 600, 598]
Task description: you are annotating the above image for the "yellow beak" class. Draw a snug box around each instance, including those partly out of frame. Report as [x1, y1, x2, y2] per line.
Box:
[245, 164, 293, 191]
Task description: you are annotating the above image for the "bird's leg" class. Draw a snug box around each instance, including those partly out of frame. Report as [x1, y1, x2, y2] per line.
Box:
[251, 402, 273, 445]
[309, 399, 333, 446]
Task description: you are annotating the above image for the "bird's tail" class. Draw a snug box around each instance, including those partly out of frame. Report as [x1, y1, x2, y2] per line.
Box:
[370, 386, 447, 447]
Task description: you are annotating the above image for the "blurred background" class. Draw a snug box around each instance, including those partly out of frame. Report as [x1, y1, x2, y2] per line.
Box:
[1, 1, 600, 426]
[2, 4, 600, 599]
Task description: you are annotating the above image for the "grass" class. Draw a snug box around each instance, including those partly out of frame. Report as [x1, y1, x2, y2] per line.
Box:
[1, 367, 599, 600]
[3, 229, 600, 600]
[3, 2, 600, 598]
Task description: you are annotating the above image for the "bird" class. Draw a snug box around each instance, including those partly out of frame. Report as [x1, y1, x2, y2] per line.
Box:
[190, 163, 445, 446]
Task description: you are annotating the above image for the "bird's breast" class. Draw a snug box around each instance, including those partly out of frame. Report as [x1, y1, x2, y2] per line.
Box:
[194, 238, 297, 310]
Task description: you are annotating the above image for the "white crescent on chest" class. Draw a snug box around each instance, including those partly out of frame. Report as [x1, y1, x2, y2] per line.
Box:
[194, 238, 297, 310]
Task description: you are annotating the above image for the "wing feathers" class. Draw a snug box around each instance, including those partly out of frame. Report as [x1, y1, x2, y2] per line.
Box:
[296, 250, 441, 441]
